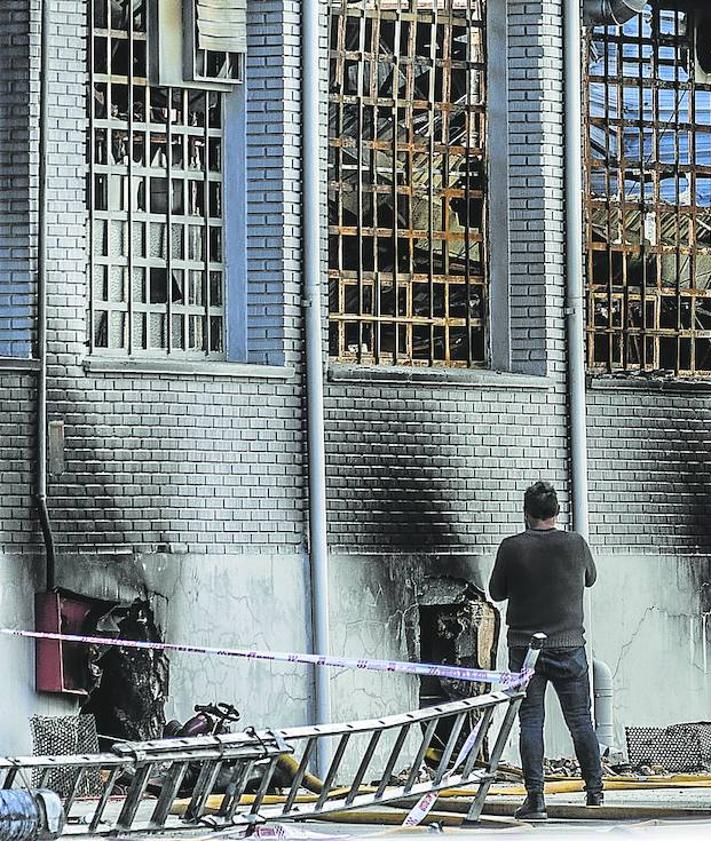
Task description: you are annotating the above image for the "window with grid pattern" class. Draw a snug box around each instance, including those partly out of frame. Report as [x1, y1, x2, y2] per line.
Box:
[328, 0, 488, 367]
[585, 4, 711, 375]
[90, 0, 225, 357]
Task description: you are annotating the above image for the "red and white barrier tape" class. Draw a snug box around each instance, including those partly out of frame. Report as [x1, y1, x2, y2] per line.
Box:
[0, 627, 533, 687]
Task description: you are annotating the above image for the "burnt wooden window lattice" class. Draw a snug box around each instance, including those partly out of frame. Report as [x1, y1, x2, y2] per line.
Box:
[328, 0, 488, 366]
[585, 3, 711, 375]
[90, 0, 225, 356]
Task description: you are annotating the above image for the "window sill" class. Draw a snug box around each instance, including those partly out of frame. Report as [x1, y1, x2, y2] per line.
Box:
[0, 357, 41, 372]
[83, 357, 295, 380]
[588, 374, 711, 394]
[327, 364, 554, 390]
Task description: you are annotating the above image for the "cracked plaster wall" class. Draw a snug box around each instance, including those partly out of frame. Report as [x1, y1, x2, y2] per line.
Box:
[0, 554, 76, 754]
[586, 554, 711, 754]
[0, 551, 314, 754]
[480, 551, 711, 762]
[329, 553, 500, 777]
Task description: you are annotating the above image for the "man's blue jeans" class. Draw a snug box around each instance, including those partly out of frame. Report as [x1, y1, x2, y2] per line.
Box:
[509, 646, 603, 795]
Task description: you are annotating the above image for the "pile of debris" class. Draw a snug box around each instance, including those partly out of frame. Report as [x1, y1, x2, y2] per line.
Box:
[541, 756, 672, 779]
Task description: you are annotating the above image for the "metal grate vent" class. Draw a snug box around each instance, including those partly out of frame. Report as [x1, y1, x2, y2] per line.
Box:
[626, 723, 711, 772]
[30, 715, 103, 797]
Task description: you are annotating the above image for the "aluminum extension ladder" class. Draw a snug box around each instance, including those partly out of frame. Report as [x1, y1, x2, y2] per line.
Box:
[0, 639, 543, 834]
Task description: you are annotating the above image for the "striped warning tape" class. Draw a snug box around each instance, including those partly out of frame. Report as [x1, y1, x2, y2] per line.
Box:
[402, 717, 484, 827]
[0, 627, 532, 686]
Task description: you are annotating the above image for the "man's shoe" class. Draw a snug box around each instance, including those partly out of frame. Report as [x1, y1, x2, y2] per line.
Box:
[514, 793, 547, 820]
[586, 790, 604, 807]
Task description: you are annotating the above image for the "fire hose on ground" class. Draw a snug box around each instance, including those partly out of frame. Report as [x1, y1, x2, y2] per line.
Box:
[169, 754, 711, 824]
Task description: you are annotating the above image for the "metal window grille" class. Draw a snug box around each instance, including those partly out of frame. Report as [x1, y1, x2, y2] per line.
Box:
[328, 0, 488, 367]
[585, 3, 711, 375]
[90, 0, 225, 356]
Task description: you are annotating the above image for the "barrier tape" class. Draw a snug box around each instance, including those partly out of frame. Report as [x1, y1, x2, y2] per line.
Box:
[401, 717, 484, 827]
[201, 823, 359, 841]
[0, 628, 533, 687]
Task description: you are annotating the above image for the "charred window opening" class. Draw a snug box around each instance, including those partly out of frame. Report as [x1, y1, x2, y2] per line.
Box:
[417, 580, 499, 761]
[189, 0, 246, 84]
[328, 1, 488, 367]
[585, 4, 711, 375]
[82, 599, 169, 748]
[90, 0, 225, 357]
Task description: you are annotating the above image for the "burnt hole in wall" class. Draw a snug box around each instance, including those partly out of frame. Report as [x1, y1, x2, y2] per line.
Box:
[417, 579, 499, 764]
[82, 599, 169, 748]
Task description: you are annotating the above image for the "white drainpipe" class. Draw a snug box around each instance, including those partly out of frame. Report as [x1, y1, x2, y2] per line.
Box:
[302, 0, 332, 775]
[563, 0, 615, 749]
[593, 658, 616, 752]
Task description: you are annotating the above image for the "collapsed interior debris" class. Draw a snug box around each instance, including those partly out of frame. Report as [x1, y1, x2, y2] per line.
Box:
[328, 0, 488, 366]
[417, 577, 499, 758]
[585, 3, 711, 374]
[81, 599, 168, 746]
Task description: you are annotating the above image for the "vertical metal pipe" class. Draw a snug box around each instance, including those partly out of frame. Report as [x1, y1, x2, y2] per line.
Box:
[37, 0, 57, 592]
[303, 0, 332, 775]
[566, 3, 615, 749]
[564, 0, 589, 544]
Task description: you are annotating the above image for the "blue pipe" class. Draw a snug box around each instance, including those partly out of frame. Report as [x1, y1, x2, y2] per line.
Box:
[0, 790, 64, 841]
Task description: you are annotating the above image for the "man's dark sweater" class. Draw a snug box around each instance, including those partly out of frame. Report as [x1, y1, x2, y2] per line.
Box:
[489, 528, 597, 648]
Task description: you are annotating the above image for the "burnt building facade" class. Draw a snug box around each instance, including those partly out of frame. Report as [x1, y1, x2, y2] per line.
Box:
[0, 0, 708, 758]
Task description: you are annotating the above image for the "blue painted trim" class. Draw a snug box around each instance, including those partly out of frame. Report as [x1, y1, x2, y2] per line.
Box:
[224, 83, 248, 362]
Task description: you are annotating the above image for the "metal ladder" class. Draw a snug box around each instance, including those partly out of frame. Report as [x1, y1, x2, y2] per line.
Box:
[1, 638, 543, 834]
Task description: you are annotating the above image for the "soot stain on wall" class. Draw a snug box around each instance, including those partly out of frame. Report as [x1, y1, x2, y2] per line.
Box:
[327, 410, 472, 552]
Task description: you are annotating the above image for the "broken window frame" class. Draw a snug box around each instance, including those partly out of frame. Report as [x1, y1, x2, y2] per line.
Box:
[328, 0, 489, 367]
[89, 0, 226, 357]
[184, 0, 246, 85]
[584, 2, 711, 376]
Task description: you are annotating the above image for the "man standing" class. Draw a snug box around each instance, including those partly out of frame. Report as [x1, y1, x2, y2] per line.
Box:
[489, 481, 602, 820]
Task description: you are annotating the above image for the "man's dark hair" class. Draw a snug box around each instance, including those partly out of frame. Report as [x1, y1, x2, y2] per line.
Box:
[524, 481, 560, 521]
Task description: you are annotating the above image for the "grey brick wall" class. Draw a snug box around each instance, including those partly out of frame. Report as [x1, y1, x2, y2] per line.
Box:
[507, 0, 566, 377]
[1, 0, 709, 587]
[0, 0, 34, 358]
[587, 386, 711, 553]
[325, 379, 571, 553]
[323, 0, 572, 555]
[0, 0, 307, 566]
[0, 374, 36, 551]
[246, 0, 302, 367]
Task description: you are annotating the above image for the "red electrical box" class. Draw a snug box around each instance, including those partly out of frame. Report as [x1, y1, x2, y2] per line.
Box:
[35, 591, 97, 696]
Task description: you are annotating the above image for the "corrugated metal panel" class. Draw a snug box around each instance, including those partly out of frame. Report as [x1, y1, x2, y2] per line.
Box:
[195, 0, 247, 54]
